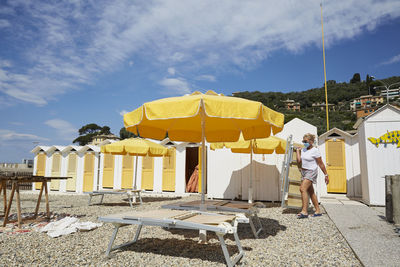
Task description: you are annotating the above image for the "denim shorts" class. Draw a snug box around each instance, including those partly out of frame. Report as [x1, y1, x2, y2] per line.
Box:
[301, 168, 318, 184]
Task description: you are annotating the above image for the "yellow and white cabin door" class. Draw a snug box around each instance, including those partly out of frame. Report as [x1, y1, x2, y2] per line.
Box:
[141, 156, 154, 190]
[162, 149, 176, 192]
[50, 153, 61, 190]
[35, 153, 47, 190]
[66, 153, 77, 191]
[326, 139, 347, 193]
[198, 146, 207, 193]
[121, 155, 134, 189]
[102, 154, 114, 188]
[83, 153, 95, 192]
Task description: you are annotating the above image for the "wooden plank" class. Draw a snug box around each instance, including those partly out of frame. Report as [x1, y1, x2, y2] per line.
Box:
[34, 182, 44, 218]
[44, 182, 50, 218]
[15, 183, 22, 228]
[288, 165, 302, 182]
[286, 195, 302, 208]
[288, 182, 301, 195]
[1, 181, 6, 216]
[183, 214, 235, 225]
[3, 182, 16, 226]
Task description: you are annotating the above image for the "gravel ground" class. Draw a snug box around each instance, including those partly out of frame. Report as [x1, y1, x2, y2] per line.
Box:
[0, 192, 361, 266]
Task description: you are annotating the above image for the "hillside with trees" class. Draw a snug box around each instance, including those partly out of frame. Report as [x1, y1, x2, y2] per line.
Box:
[234, 75, 400, 134]
[73, 123, 113, 145]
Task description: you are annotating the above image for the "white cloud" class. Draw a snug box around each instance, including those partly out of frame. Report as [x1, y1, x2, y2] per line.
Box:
[0, 6, 15, 15]
[0, 19, 10, 28]
[380, 54, 400, 65]
[168, 67, 176, 76]
[0, 60, 12, 68]
[0, 129, 49, 142]
[1, 0, 400, 105]
[196, 74, 216, 82]
[44, 119, 77, 141]
[9, 122, 24, 126]
[119, 110, 128, 116]
[159, 78, 191, 95]
[129, 60, 134, 66]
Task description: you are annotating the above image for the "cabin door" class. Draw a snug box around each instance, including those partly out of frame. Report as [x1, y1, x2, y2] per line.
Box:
[162, 149, 176, 192]
[83, 153, 95, 192]
[326, 139, 347, 193]
[35, 153, 46, 190]
[66, 153, 77, 191]
[141, 156, 154, 190]
[102, 154, 114, 188]
[121, 155, 134, 189]
[50, 153, 61, 190]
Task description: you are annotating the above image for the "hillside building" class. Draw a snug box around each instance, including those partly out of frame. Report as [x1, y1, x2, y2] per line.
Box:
[379, 87, 400, 99]
[312, 102, 336, 111]
[350, 95, 385, 119]
[282, 99, 300, 111]
[350, 95, 384, 111]
[90, 134, 120, 145]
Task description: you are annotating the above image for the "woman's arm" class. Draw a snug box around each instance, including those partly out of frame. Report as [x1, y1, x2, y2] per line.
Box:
[316, 157, 329, 184]
[296, 147, 302, 166]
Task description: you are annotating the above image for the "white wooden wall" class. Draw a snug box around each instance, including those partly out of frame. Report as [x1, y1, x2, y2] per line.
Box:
[359, 107, 400, 205]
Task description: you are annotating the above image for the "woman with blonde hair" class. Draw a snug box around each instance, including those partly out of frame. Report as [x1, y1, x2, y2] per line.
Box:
[296, 133, 329, 218]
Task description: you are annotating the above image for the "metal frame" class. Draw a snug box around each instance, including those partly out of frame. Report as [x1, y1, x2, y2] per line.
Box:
[161, 201, 263, 238]
[280, 136, 308, 210]
[99, 210, 244, 267]
[281, 135, 301, 209]
[85, 190, 143, 208]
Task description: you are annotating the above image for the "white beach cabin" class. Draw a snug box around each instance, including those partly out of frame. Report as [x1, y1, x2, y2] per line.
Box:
[207, 118, 318, 202]
[357, 104, 400, 205]
[317, 128, 361, 198]
[31, 118, 321, 202]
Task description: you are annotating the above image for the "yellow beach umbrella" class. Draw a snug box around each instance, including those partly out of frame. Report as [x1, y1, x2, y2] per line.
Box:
[124, 91, 284, 242]
[211, 135, 287, 202]
[124, 91, 285, 203]
[211, 135, 286, 154]
[101, 138, 168, 190]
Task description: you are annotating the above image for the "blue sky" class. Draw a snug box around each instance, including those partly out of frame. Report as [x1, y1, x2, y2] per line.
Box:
[1, 0, 400, 162]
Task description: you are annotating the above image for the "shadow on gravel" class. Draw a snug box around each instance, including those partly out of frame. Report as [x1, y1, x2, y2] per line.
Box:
[115, 237, 251, 264]
[164, 217, 287, 240]
[139, 196, 182, 203]
[90, 197, 182, 207]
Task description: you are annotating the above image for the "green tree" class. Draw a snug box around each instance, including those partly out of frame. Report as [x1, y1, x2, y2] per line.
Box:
[350, 73, 361, 83]
[73, 123, 113, 145]
[119, 127, 136, 139]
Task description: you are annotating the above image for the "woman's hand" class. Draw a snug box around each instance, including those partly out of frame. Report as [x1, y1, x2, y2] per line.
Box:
[325, 174, 329, 185]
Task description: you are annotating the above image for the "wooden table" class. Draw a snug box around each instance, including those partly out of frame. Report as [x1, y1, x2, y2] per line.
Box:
[0, 173, 70, 228]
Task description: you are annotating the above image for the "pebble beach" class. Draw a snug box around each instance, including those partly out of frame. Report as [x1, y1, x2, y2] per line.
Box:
[0, 192, 361, 266]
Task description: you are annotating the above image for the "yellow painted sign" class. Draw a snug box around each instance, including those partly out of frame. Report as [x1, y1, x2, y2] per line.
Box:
[368, 130, 400, 147]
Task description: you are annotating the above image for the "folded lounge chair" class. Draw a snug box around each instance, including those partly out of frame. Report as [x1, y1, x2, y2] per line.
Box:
[98, 209, 244, 267]
[85, 189, 142, 208]
[162, 200, 264, 238]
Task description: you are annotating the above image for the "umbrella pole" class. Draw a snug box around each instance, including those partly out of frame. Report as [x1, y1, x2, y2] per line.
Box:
[199, 99, 207, 243]
[134, 155, 138, 190]
[249, 140, 253, 203]
[201, 126, 206, 205]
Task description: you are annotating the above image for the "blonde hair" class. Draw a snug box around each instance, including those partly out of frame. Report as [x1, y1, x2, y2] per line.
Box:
[303, 133, 315, 142]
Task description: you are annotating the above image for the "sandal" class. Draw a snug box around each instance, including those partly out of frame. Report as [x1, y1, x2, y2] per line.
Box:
[297, 213, 308, 219]
[312, 213, 323, 217]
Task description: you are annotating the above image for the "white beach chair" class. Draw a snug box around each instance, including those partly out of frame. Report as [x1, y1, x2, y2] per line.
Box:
[98, 209, 244, 267]
[162, 200, 264, 238]
[85, 189, 143, 208]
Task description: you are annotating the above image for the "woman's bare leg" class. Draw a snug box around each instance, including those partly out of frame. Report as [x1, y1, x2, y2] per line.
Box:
[308, 184, 321, 214]
[299, 179, 312, 215]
